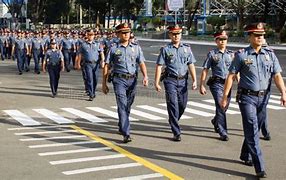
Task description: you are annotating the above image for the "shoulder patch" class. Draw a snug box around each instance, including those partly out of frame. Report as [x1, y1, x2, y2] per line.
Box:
[130, 42, 138, 45]
[238, 49, 245, 53]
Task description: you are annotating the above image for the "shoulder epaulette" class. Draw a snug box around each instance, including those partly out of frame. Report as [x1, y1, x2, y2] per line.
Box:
[183, 43, 190, 47]
[237, 49, 245, 53]
[130, 42, 138, 45]
[263, 46, 274, 52]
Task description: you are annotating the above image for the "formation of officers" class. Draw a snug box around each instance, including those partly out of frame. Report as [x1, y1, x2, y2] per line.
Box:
[1, 22, 286, 178]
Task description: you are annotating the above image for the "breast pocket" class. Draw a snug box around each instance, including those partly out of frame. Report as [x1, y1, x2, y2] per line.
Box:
[114, 54, 123, 64]
[262, 60, 273, 74]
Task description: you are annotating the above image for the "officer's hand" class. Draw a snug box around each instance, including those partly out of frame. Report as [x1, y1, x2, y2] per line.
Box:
[155, 84, 162, 92]
[281, 93, 286, 106]
[200, 85, 207, 95]
[220, 97, 228, 110]
[192, 81, 197, 90]
[142, 77, 148, 87]
[102, 84, 109, 94]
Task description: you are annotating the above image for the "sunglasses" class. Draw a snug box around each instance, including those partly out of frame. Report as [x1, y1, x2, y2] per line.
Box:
[171, 33, 181, 36]
[218, 38, 227, 41]
[121, 32, 130, 34]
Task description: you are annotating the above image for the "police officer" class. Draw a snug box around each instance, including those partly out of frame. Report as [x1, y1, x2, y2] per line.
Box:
[76, 29, 104, 101]
[60, 31, 73, 72]
[43, 39, 64, 98]
[102, 23, 148, 143]
[221, 22, 286, 178]
[200, 30, 234, 141]
[0, 30, 8, 61]
[12, 31, 28, 75]
[155, 25, 197, 141]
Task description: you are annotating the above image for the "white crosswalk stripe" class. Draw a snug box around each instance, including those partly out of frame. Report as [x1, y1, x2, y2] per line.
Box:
[29, 140, 97, 149]
[62, 163, 142, 175]
[159, 103, 214, 117]
[187, 101, 240, 114]
[111, 106, 164, 120]
[61, 108, 107, 123]
[86, 107, 138, 121]
[38, 147, 111, 156]
[203, 99, 239, 109]
[137, 105, 192, 119]
[111, 173, 164, 180]
[50, 154, 125, 165]
[3, 110, 41, 126]
[33, 109, 74, 124]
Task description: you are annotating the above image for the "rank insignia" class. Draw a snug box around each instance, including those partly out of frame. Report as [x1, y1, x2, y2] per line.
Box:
[265, 54, 270, 61]
[115, 49, 122, 56]
[244, 58, 253, 65]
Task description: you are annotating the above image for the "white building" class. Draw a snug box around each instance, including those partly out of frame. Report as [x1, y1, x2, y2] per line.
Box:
[0, 2, 9, 18]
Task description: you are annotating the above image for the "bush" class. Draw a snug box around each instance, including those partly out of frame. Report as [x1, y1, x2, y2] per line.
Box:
[206, 16, 225, 31]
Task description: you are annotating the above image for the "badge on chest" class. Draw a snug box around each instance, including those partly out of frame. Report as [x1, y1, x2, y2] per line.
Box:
[244, 58, 253, 65]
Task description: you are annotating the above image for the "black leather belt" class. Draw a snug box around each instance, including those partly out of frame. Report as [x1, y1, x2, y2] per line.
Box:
[212, 76, 225, 84]
[85, 60, 97, 64]
[113, 73, 136, 79]
[240, 88, 268, 97]
[166, 73, 187, 80]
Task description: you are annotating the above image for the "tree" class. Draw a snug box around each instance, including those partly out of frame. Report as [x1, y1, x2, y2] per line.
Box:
[1, 0, 25, 18]
[229, 0, 248, 31]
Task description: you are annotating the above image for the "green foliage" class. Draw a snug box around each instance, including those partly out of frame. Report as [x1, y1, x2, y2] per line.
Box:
[206, 16, 225, 31]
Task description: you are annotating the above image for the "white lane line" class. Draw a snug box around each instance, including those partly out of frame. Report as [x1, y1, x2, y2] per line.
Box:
[188, 101, 240, 114]
[19, 135, 86, 142]
[86, 107, 138, 121]
[14, 130, 76, 136]
[3, 110, 41, 126]
[29, 140, 97, 149]
[33, 109, 74, 124]
[268, 99, 282, 104]
[270, 95, 281, 99]
[203, 99, 240, 109]
[137, 105, 192, 119]
[111, 106, 164, 120]
[38, 147, 111, 156]
[8, 125, 70, 131]
[111, 173, 164, 180]
[159, 103, 214, 117]
[62, 163, 142, 175]
[61, 108, 107, 123]
[230, 98, 285, 110]
[50, 154, 125, 165]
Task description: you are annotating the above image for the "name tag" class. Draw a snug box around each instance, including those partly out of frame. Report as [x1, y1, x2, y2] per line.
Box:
[244, 58, 253, 65]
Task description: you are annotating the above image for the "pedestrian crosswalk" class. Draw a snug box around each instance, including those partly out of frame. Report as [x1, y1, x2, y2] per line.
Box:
[2, 97, 286, 127]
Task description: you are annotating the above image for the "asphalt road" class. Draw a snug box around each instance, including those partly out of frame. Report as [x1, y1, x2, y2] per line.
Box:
[0, 40, 286, 180]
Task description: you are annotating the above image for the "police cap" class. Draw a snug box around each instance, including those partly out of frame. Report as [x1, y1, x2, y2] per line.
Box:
[214, 30, 228, 39]
[168, 25, 182, 33]
[245, 22, 266, 35]
[116, 23, 131, 33]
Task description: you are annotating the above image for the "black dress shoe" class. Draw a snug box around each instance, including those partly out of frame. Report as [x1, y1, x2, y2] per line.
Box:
[219, 135, 229, 141]
[256, 171, 267, 178]
[123, 135, 132, 143]
[263, 134, 271, 141]
[242, 160, 253, 166]
[88, 96, 94, 101]
[211, 119, 219, 133]
[173, 135, 181, 142]
[19, 72, 23, 75]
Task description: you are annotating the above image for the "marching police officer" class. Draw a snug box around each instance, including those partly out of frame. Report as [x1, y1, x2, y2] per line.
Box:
[221, 22, 286, 178]
[43, 39, 64, 98]
[60, 31, 73, 72]
[200, 30, 234, 141]
[76, 30, 104, 101]
[31, 31, 45, 74]
[12, 31, 28, 75]
[102, 23, 148, 143]
[155, 25, 197, 141]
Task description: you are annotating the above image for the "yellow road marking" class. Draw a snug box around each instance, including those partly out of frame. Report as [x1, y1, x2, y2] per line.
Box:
[70, 125, 184, 180]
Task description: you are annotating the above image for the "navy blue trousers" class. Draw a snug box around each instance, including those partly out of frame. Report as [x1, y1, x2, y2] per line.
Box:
[239, 94, 267, 173]
[163, 77, 188, 136]
[112, 77, 137, 136]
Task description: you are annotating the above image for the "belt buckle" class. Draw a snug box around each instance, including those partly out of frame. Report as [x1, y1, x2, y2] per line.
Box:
[258, 90, 265, 96]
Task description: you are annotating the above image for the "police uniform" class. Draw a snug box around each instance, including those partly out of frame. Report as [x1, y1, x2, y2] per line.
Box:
[104, 23, 148, 143]
[32, 31, 45, 74]
[78, 30, 103, 101]
[227, 23, 283, 177]
[13, 31, 27, 75]
[24, 32, 32, 71]
[44, 40, 64, 97]
[156, 25, 196, 141]
[0, 31, 8, 61]
[202, 31, 234, 141]
[60, 31, 73, 72]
